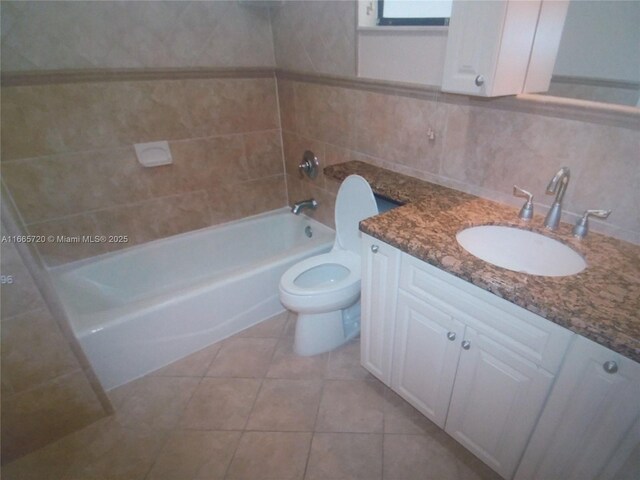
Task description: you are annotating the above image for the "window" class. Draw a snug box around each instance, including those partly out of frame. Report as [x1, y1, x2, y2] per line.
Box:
[377, 0, 451, 26]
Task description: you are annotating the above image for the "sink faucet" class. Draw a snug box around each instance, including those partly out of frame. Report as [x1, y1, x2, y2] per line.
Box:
[291, 198, 318, 215]
[544, 167, 570, 230]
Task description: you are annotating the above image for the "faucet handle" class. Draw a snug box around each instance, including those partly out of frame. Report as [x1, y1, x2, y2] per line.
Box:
[583, 209, 611, 219]
[299, 150, 319, 179]
[573, 209, 611, 238]
[513, 185, 534, 220]
[513, 185, 533, 201]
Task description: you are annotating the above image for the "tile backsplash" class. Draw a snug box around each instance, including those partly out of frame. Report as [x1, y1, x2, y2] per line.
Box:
[3, 70, 638, 269]
[278, 74, 639, 244]
[1, 75, 287, 265]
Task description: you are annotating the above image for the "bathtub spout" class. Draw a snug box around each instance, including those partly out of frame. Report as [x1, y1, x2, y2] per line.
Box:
[291, 198, 318, 215]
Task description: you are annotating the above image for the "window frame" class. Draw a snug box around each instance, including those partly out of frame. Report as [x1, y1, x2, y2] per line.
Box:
[377, 0, 450, 26]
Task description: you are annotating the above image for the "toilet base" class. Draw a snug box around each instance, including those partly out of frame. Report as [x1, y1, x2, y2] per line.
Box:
[294, 302, 361, 356]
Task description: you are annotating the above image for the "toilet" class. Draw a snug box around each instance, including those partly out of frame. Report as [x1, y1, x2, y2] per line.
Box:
[279, 175, 378, 356]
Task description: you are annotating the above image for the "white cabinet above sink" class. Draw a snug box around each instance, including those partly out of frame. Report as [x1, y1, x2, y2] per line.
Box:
[442, 0, 569, 96]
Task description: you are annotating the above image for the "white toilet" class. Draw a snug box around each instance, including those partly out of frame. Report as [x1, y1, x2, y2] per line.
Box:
[279, 175, 378, 356]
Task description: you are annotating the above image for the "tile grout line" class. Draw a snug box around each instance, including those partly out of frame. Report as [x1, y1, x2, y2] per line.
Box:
[142, 339, 225, 480]
[273, 76, 290, 206]
[142, 373, 204, 480]
[222, 311, 290, 480]
[381, 382, 389, 480]
[23, 173, 287, 229]
[289, 309, 316, 480]
[1, 128, 284, 164]
[302, 361, 329, 479]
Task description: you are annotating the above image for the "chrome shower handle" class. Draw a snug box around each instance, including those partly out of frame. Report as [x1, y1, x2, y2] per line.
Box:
[299, 150, 319, 179]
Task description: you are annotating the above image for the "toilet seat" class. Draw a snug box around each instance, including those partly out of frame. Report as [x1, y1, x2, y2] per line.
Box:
[280, 250, 360, 297]
[279, 249, 362, 314]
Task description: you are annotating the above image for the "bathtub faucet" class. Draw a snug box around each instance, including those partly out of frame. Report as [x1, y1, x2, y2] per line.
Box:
[291, 198, 318, 215]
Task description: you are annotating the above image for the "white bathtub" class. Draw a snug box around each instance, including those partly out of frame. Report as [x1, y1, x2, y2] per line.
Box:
[51, 208, 335, 390]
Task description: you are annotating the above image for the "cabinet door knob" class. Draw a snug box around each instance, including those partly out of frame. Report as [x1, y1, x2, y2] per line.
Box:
[475, 75, 485, 87]
[447, 332, 456, 341]
[461, 340, 471, 350]
[603, 361, 618, 374]
[371, 245, 379, 253]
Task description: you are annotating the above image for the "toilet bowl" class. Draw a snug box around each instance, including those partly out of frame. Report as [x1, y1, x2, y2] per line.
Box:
[279, 175, 378, 356]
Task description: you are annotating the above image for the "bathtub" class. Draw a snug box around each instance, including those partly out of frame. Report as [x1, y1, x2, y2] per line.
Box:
[51, 208, 335, 390]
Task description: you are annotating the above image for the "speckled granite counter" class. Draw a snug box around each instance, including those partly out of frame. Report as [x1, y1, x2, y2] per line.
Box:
[326, 161, 640, 363]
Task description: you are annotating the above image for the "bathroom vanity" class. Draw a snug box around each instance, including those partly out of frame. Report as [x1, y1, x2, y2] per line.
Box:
[361, 235, 639, 480]
[326, 161, 640, 480]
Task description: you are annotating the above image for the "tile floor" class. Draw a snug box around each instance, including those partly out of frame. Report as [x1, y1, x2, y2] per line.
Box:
[2, 311, 501, 480]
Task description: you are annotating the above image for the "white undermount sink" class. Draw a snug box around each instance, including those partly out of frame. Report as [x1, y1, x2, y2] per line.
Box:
[456, 225, 586, 277]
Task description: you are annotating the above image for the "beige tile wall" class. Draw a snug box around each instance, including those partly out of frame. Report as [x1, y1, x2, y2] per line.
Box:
[1, 1, 275, 71]
[279, 77, 640, 244]
[0, 224, 107, 463]
[1, 76, 288, 265]
[270, 1, 357, 77]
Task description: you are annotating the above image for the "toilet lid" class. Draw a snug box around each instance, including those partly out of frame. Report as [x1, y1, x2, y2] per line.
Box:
[335, 175, 378, 254]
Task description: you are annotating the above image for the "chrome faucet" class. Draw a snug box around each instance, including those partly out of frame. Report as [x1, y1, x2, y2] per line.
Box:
[291, 198, 318, 215]
[544, 167, 570, 230]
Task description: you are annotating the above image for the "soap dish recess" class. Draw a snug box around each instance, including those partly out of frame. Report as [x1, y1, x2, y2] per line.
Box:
[134, 141, 173, 167]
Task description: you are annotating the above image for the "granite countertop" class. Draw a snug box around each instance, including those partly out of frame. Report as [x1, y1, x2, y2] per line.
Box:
[325, 161, 640, 363]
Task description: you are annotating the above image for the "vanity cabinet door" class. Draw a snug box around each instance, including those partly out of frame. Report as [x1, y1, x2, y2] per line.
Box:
[445, 327, 555, 480]
[360, 235, 400, 384]
[515, 335, 640, 480]
[391, 291, 465, 428]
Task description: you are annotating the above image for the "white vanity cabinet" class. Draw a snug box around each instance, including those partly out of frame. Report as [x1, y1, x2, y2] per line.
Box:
[441, 0, 569, 96]
[445, 326, 555, 478]
[360, 234, 400, 384]
[360, 234, 573, 479]
[515, 335, 640, 480]
[392, 291, 464, 428]
[398, 252, 570, 479]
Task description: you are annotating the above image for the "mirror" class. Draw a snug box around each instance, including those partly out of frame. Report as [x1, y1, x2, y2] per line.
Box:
[543, 0, 639, 108]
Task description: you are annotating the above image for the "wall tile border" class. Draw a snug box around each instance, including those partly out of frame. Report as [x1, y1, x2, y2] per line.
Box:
[3, 67, 637, 130]
[551, 75, 640, 90]
[1, 67, 275, 87]
[278, 69, 441, 102]
[276, 70, 640, 130]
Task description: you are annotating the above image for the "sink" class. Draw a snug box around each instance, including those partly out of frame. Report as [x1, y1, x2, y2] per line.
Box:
[456, 226, 586, 277]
